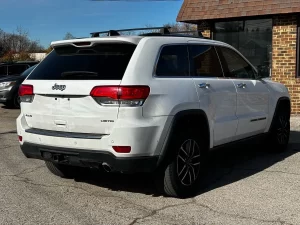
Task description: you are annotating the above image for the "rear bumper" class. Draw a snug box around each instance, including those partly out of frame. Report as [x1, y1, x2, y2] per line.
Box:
[17, 113, 173, 157]
[20, 142, 159, 173]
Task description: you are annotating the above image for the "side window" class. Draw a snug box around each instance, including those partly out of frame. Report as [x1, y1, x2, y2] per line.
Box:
[188, 44, 223, 77]
[217, 47, 255, 79]
[7, 65, 28, 75]
[0, 66, 7, 75]
[155, 45, 189, 77]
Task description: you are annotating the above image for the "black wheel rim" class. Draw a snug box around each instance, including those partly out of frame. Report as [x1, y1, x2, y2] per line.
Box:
[14, 95, 20, 108]
[277, 115, 289, 144]
[177, 139, 201, 186]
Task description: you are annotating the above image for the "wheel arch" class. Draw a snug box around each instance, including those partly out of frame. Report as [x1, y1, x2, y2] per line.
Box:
[268, 96, 291, 132]
[157, 109, 210, 168]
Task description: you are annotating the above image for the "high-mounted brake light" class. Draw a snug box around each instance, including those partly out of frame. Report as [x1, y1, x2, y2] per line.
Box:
[19, 84, 34, 103]
[90, 86, 150, 107]
[73, 42, 91, 46]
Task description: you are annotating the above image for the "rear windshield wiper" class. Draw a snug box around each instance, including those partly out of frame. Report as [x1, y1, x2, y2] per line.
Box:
[61, 71, 98, 77]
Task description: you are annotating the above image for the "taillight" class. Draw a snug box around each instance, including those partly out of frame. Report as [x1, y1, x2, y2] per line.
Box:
[90, 86, 150, 107]
[19, 84, 34, 103]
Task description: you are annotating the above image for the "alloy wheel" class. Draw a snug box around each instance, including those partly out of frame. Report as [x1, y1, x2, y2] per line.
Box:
[177, 139, 201, 186]
[277, 115, 289, 144]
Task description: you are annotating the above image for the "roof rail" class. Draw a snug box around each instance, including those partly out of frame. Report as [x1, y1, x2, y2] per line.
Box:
[139, 30, 206, 39]
[90, 26, 171, 37]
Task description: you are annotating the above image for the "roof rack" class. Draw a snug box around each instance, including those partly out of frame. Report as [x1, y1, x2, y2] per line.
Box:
[90, 26, 171, 37]
[139, 30, 205, 38]
[90, 26, 206, 39]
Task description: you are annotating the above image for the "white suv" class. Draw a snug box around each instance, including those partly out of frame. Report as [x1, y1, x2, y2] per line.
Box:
[16, 28, 291, 198]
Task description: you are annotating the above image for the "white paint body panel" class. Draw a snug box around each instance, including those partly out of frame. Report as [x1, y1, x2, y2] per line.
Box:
[191, 77, 238, 146]
[232, 79, 270, 141]
[21, 80, 121, 134]
[17, 35, 290, 159]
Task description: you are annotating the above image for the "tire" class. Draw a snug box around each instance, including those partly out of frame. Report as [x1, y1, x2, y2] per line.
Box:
[12, 93, 20, 109]
[267, 105, 290, 152]
[158, 128, 208, 198]
[5, 93, 20, 109]
[45, 161, 78, 178]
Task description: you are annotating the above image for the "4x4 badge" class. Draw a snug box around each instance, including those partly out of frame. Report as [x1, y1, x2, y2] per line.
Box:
[52, 83, 66, 91]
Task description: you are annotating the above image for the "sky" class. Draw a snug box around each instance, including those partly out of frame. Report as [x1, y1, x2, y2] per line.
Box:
[0, 0, 183, 48]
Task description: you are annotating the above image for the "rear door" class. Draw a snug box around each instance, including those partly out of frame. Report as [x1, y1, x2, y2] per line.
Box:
[216, 46, 270, 140]
[187, 43, 238, 146]
[21, 42, 137, 135]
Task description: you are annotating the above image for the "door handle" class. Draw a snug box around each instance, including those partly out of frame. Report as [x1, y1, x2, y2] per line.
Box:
[237, 83, 246, 88]
[198, 83, 210, 88]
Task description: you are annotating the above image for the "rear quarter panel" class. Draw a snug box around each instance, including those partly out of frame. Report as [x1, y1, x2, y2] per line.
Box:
[263, 79, 290, 132]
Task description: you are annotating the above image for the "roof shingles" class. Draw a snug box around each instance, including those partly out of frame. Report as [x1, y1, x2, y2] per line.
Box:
[177, 0, 300, 22]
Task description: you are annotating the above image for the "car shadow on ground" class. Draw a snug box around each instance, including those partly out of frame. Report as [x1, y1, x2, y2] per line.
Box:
[1, 105, 18, 110]
[74, 131, 300, 198]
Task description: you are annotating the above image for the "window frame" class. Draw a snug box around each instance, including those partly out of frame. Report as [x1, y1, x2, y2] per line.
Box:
[216, 45, 259, 80]
[187, 43, 225, 79]
[153, 44, 190, 78]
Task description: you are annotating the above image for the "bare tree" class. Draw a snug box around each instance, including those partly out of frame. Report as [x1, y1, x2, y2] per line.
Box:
[163, 22, 197, 34]
[140, 23, 197, 35]
[0, 26, 45, 62]
[64, 32, 76, 40]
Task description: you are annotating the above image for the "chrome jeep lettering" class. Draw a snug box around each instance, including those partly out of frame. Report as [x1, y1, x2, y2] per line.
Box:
[52, 83, 66, 91]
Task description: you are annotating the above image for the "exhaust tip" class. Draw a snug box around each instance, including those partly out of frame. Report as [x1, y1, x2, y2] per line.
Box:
[102, 162, 112, 173]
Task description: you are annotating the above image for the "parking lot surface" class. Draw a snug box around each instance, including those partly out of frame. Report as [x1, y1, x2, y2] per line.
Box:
[1, 105, 300, 225]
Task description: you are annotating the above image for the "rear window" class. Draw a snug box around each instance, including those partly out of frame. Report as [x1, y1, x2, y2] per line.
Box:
[27, 43, 136, 80]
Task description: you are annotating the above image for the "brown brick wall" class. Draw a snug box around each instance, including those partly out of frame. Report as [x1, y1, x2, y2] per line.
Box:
[271, 15, 299, 114]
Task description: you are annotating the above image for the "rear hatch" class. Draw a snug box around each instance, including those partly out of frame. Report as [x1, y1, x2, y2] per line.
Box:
[20, 41, 137, 134]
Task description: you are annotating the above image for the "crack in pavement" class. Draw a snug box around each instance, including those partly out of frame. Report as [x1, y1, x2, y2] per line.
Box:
[0, 130, 17, 135]
[1, 165, 297, 225]
[0, 165, 45, 178]
[7, 173, 153, 222]
[7, 169, 194, 225]
[195, 202, 295, 225]
[127, 200, 197, 225]
[0, 145, 19, 150]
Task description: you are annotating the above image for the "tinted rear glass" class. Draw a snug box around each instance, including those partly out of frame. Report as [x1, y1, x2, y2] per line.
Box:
[21, 65, 37, 77]
[27, 43, 136, 80]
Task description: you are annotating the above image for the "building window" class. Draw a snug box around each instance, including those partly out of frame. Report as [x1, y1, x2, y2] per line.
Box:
[214, 19, 272, 78]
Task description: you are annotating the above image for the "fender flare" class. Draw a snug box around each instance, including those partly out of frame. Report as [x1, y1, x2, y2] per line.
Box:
[156, 109, 210, 167]
[268, 96, 291, 132]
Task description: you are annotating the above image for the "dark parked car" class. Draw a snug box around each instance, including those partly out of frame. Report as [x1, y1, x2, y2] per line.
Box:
[0, 61, 39, 78]
[0, 65, 37, 108]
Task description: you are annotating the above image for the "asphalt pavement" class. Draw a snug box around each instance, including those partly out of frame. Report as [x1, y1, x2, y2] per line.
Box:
[1, 105, 300, 225]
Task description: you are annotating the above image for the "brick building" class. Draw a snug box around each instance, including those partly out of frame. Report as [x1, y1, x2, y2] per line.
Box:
[177, 0, 300, 114]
